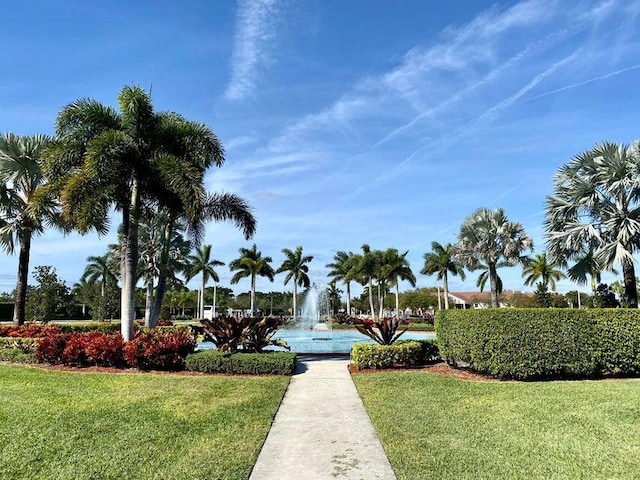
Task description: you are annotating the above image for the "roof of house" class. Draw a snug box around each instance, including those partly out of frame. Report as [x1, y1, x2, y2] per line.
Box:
[449, 291, 535, 304]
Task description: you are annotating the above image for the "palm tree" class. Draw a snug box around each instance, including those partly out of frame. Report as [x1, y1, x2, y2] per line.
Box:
[421, 242, 465, 310]
[380, 248, 416, 318]
[545, 141, 640, 307]
[276, 246, 313, 319]
[186, 245, 224, 320]
[71, 278, 94, 319]
[455, 207, 533, 308]
[522, 252, 565, 291]
[0, 133, 61, 325]
[229, 244, 275, 316]
[354, 244, 379, 318]
[82, 254, 119, 299]
[46, 85, 224, 340]
[325, 251, 356, 317]
[565, 248, 618, 295]
[326, 281, 343, 316]
[475, 261, 508, 294]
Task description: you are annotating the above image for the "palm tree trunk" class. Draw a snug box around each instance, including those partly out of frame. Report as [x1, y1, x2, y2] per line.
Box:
[150, 222, 172, 327]
[213, 283, 217, 318]
[12, 231, 32, 325]
[368, 279, 375, 318]
[122, 181, 140, 341]
[395, 278, 400, 319]
[622, 256, 638, 308]
[292, 282, 297, 319]
[251, 275, 256, 317]
[346, 281, 351, 317]
[443, 274, 450, 310]
[144, 279, 153, 327]
[201, 274, 206, 319]
[378, 282, 384, 318]
[489, 262, 499, 308]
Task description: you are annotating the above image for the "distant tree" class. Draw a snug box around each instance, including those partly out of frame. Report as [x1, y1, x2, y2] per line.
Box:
[455, 207, 533, 308]
[534, 282, 552, 308]
[276, 246, 313, 319]
[186, 245, 224, 320]
[380, 248, 416, 318]
[421, 242, 465, 310]
[229, 244, 275, 316]
[327, 281, 343, 316]
[326, 251, 357, 316]
[25, 266, 71, 322]
[522, 252, 565, 292]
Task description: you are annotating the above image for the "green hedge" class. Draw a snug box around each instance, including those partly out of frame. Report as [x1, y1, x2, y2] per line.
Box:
[0, 349, 36, 363]
[436, 309, 640, 380]
[0, 337, 38, 352]
[351, 340, 439, 370]
[58, 323, 121, 334]
[185, 350, 297, 375]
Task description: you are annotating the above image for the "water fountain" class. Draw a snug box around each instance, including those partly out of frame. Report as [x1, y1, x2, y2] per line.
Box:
[296, 284, 332, 340]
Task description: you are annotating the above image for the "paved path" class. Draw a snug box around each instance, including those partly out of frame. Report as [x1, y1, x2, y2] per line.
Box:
[249, 355, 397, 480]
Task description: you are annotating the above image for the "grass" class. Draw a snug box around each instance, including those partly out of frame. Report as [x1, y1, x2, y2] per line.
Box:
[353, 371, 640, 479]
[0, 364, 289, 480]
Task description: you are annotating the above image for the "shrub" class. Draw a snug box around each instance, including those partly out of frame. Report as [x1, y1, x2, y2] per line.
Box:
[36, 332, 125, 367]
[58, 323, 120, 334]
[354, 317, 407, 345]
[123, 329, 196, 370]
[186, 350, 297, 375]
[351, 341, 424, 370]
[36, 334, 68, 364]
[0, 337, 38, 353]
[0, 349, 36, 363]
[0, 324, 62, 338]
[200, 316, 288, 353]
[436, 308, 640, 380]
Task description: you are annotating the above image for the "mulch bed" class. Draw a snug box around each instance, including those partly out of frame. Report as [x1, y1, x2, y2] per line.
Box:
[349, 361, 503, 382]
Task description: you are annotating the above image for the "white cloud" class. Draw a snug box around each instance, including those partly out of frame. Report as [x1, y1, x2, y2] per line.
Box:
[224, 0, 285, 101]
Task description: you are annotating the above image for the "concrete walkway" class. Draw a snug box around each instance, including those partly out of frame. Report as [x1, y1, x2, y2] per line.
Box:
[249, 355, 397, 480]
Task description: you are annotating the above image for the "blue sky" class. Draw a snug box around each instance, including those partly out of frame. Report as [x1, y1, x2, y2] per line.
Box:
[2, 0, 640, 297]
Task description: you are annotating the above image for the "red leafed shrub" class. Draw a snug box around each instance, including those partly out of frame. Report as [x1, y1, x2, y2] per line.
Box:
[84, 332, 124, 367]
[37, 332, 125, 367]
[123, 329, 196, 370]
[36, 334, 68, 364]
[0, 324, 62, 338]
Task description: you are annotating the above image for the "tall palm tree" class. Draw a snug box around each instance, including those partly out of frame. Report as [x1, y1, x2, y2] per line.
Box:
[545, 141, 640, 307]
[455, 207, 533, 308]
[355, 244, 378, 318]
[522, 252, 565, 291]
[71, 278, 94, 319]
[325, 251, 357, 317]
[46, 85, 224, 339]
[229, 244, 275, 316]
[421, 242, 465, 310]
[380, 248, 416, 318]
[0, 133, 61, 325]
[186, 245, 224, 320]
[276, 246, 313, 319]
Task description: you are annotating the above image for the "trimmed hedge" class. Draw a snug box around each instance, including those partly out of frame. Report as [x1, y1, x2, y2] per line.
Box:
[351, 340, 440, 370]
[58, 323, 121, 334]
[0, 349, 36, 363]
[0, 337, 38, 352]
[436, 308, 640, 380]
[186, 350, 297, 375]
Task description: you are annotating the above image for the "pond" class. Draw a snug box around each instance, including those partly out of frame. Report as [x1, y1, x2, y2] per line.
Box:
[198, 329, 436, 354]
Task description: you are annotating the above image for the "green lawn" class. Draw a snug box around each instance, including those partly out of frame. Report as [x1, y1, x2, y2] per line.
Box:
[0, 364, 289, 480]
[353, 371, 640, 480]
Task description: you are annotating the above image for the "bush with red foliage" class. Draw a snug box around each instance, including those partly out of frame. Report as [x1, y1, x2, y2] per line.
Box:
[123, 329, 196, 370]
[36, 334, 68, 364]
[37, 332, 125, 367]
[0, 324, 62, 338]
